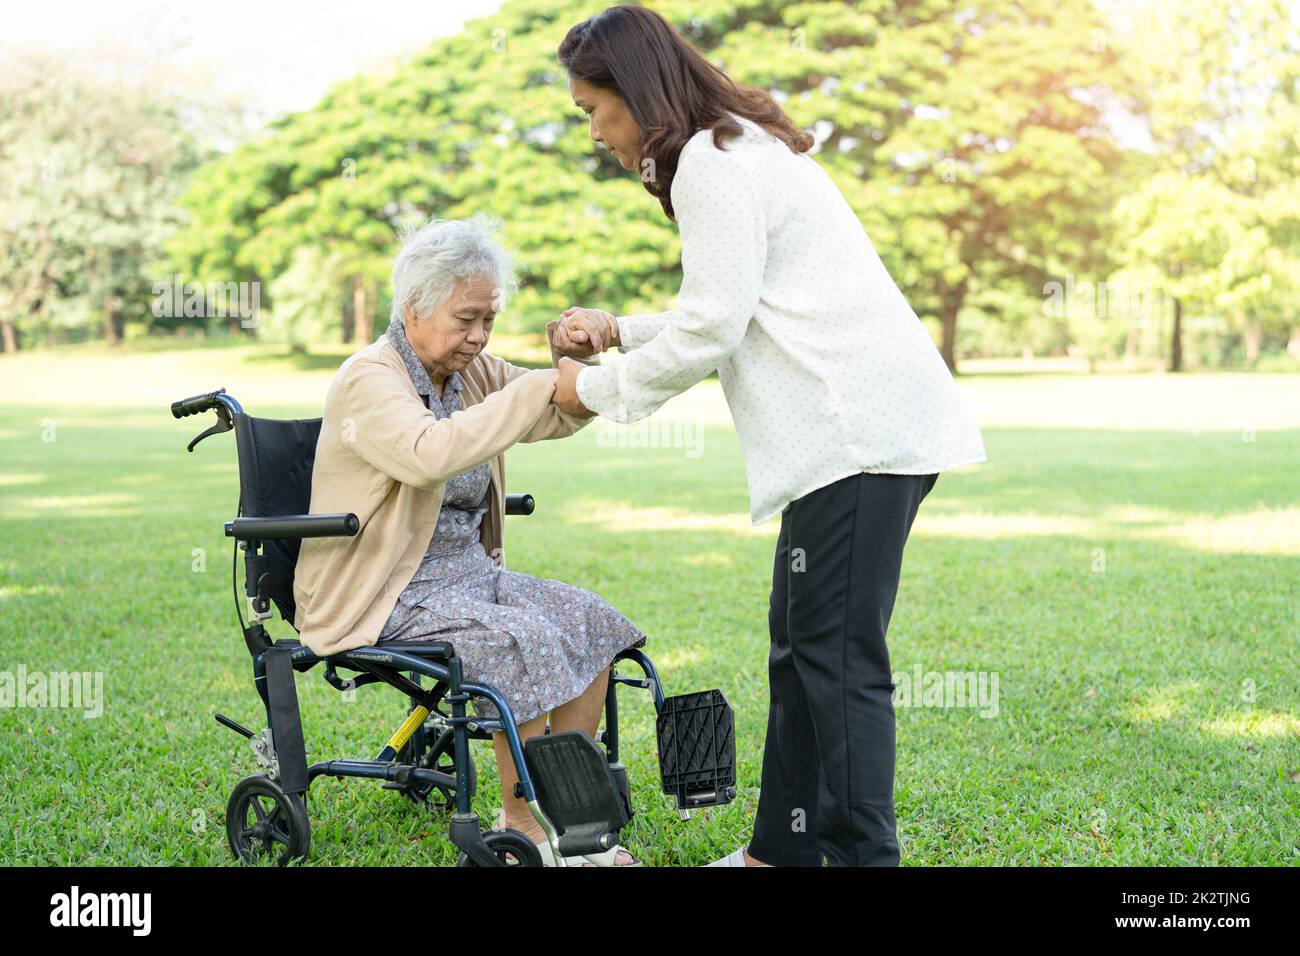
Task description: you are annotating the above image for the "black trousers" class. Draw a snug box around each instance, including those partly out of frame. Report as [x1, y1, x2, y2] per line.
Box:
[748, 471, 938, 866]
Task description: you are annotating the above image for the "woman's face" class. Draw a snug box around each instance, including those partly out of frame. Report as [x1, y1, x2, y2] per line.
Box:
[404, 275, 498, 381]
[569, 76, 643, 172]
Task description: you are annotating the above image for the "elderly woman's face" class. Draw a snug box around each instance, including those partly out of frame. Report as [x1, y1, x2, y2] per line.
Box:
[404, 275, 498, 381]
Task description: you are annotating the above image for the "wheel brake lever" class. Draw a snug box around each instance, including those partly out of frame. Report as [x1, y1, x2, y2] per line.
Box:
[187, 408, 234, 452]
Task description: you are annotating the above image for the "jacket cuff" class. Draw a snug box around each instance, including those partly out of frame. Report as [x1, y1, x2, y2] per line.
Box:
[614, 313, 659, 352]
[575, 363, 629, 423]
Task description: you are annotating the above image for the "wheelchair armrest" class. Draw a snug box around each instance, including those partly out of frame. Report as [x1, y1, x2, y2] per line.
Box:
[505, 494, 535, 516]
[225, 513, 359, 540]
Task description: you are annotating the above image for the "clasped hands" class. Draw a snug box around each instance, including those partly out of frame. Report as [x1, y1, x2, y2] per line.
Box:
[551, 307, 620, 418]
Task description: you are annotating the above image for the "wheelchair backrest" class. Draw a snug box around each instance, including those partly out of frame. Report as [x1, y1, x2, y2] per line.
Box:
[232, 413, 323, 627]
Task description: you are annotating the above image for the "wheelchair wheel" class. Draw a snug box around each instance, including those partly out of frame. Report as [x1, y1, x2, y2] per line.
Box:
[402, 728, 476, 812]
[455, 829, 544, 867]
[226, 774, 310, 865]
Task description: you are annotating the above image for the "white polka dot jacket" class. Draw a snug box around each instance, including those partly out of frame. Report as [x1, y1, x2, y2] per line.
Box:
[575, 113, 988, 525]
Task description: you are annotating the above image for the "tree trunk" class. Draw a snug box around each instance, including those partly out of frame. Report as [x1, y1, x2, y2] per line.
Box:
[105, 302, 124, 346]
[353, 276, 371, 345]
[938, 280, 967, 373]
[1, 319, 17, 353]
[1244, 318, 1262, 366]
[341, 292, 354, 343]
[1123, 321, 1139, 363]
[1169, 297, 1183, 372]
[940, 302, 958, 373]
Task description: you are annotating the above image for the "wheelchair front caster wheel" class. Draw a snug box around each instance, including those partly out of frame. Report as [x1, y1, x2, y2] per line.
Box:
[226, 774, 311, 865]
[455, 829, 544, 867]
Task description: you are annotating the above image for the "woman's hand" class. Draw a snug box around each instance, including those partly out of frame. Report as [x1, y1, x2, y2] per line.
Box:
[554, 357, 595, 418]
[553, 307, 620, 358]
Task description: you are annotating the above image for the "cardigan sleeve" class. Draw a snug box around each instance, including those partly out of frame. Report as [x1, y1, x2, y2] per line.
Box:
[341, 358, 558, 491]
[575, 145, 766, 423]
[492, 320, 599, 440]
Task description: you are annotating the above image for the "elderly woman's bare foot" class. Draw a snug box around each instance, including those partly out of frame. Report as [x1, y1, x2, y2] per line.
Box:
[501, 810, 546, 844]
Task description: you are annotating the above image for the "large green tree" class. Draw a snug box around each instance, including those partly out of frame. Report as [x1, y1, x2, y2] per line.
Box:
[0, 52, 204, 351]
[170, 0, 1130, 366]
[698, 0, 1132, 369]
[169, 0, 677, 347]
[1115, 0, 1300, 371]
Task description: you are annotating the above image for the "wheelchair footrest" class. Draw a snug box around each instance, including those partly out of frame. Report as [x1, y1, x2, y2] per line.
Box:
[524, 731, 629, 857]
[657, 689, 738, 810]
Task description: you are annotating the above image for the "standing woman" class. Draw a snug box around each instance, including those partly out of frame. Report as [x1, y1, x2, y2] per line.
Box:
[551, 6, 986, 867]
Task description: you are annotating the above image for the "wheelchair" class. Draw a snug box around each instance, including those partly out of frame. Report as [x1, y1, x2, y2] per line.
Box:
[170, 387, 736, 866]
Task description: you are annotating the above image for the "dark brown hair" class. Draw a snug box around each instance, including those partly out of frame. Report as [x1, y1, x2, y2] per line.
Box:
[558, 4, 813, 220]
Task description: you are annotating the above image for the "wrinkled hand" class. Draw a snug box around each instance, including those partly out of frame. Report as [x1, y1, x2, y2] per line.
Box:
[553, 307, 619, 358]
[554, 357, 595, 418]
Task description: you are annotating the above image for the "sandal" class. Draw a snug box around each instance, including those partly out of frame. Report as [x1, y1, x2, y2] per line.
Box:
[495, 812, 641, 867]
[579, 843, 642, 867]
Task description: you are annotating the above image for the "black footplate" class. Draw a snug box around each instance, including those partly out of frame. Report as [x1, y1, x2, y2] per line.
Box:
[657, 689, 738, 810]
[525, 731, 630, 856]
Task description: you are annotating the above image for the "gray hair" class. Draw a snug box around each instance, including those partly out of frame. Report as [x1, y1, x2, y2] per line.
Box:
[389, 214, 518, 328]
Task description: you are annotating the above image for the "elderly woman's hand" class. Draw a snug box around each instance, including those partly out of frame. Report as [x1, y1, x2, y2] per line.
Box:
[554, 307, 619, 358]
[554, 357, 595, 418]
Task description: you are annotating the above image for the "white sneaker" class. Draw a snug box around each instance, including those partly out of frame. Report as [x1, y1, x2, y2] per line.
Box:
[706, 847, 752, 867]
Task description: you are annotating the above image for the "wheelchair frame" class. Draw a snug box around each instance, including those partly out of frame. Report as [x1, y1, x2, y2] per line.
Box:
[172, 387, 734, 868]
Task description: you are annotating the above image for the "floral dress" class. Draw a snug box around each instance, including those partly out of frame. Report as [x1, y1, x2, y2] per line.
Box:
[376, 322, 647, 724]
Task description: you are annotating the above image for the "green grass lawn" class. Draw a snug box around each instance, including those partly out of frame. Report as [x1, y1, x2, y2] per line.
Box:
[1, 345, 1297, 865]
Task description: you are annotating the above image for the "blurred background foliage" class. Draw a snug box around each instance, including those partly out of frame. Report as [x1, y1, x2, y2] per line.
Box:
[1, 0, 1297, 372]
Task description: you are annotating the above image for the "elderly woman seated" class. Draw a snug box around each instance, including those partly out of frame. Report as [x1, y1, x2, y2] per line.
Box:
[293, 216, 646, 866]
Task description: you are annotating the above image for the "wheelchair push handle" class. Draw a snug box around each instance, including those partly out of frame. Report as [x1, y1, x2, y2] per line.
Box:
[171, 388, 241, 419]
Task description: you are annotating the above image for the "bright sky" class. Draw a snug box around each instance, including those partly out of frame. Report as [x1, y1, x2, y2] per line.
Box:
[2, 0, 509, 124]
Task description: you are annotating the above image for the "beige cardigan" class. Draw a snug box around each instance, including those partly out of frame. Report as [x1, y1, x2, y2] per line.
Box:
[293, 323, 594, 656]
